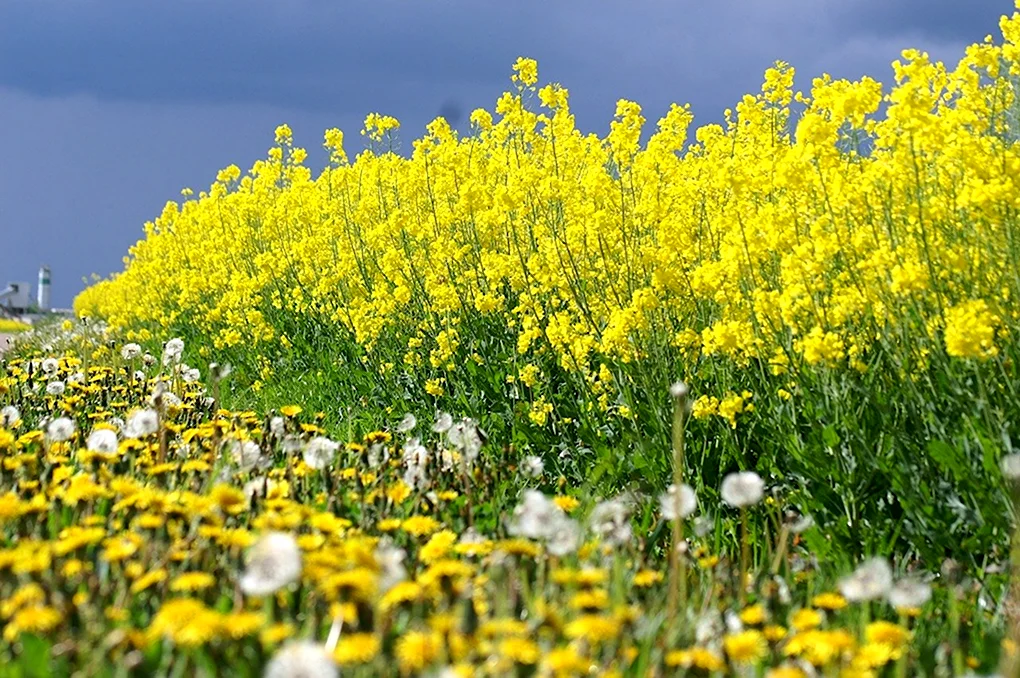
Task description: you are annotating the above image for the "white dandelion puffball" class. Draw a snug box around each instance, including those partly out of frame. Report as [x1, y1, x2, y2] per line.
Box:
[41, 358, 59, 376]
[396, 413, 417, 433]
[47, 417, 76, 442]
[545, 517, 582, 557]
[589, 497, 633, 547]
[1001, 453, 1020, 481]
[121, 343, 142, 360]
[433, 412, 453, 433]
[231, 439, 263, 472]
[1, 405, 21, 428]
[839, 557, 893, 602]
[508, 490, 563, 540]
[46, 381, 65, 397]
[887, 577, 932, 610]
[240, 532, 302, 597]
[86, 429, 119, 455]
[669, 381, 689, 400]
[521, 455, 544, 479]
[263, 640, 338, 678]
[720, 471, 764, 508]
[303, 436, 339, 470]
[659, 483, 698, 520]
[124, 409, 159, 438]
[162, 337, 185, 366]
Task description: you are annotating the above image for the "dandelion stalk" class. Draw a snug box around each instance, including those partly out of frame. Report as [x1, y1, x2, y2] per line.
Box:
[667, 382, 688, 630]
[739, 507, 750, 604]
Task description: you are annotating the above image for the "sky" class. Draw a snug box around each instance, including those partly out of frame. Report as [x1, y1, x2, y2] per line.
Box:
[0, 0, 1012, 308]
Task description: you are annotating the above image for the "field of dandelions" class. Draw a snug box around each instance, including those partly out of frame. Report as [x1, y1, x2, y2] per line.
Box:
[8, 5, 1020, 677]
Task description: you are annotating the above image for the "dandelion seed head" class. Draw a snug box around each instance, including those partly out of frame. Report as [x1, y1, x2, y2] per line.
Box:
[303, 436, 339, 470]
[47, 417, 76, 442]
[839, 557, 893, 602]
[162, 338, 185, 366]
[659, 483, 697, 520]
[1002, 453, 1020, 481]
[433, 412, 453, 433]
[124, 409, 159, 438]
[121, 343, 142, 360]
[1, 405, 21, 428]
[240, 532, 302, 597]
[720, 471, 764, 508]
[669, 381, 689, 400]
[86, 428, 119, 455]
[887, 577, 932, 610]
[230, 439, 263, 472]
[263, 640, 338, 678]
[521, 455, 544, 479]
[396, 413, 417, 433]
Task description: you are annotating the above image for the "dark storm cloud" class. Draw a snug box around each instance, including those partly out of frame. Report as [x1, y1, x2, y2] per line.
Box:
[828, 0, 1009, 42]
[0, 1, 568, 111]
[0, 0, 1014, 306]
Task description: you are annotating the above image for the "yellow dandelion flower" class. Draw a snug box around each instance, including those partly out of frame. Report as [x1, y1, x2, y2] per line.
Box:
[395, 630, 441, 674]
[724, 629, 768, 663]
[333, 633, 380, 665]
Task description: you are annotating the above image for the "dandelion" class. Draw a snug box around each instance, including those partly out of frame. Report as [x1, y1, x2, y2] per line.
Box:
[508, 491, 563, 540]
[721, 471, 764, 507]
[162, 337, 185, 366]
[589, 497, 633, 547]
[887, 577, 932, 610]
[1001, 453, 1020, 481]
[264, 640, 338, 678]
[375, 539, 408, 593]
[230, 439, 263, 472]
[121, 343, 142, 360]
[724, 629, 769, 663]
[46, 381, 65, 396]
[395, 631, 441, 674]
[367, 442, 389, 469]
[447, 417, 484, 464]
[402, 439, 430, 490]
[303, 436, 339, 470]
[521, 455, 544, 479]
[396, 413, 416, 433]
[545, 517, 582, 556]
[1, 405, 20, 427]
[41, 358, 59, 376]
[47, 417, 76, 442]
[86, 428, 118, 455]
[124, 409, 159, 438]
[669, 380, 690, 400]
[240, 532, 302, 596]
[433, 412, 453, 433]
[659, 483, 697, 520]
[839, 557, 893, 602]
[269, 416, 286, 438]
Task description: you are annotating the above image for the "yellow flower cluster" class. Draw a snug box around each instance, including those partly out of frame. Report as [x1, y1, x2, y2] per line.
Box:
[75, 8, 1020, 388]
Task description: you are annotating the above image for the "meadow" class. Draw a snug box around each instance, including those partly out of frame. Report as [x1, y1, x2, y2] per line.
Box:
[3, 3, 1020, 675]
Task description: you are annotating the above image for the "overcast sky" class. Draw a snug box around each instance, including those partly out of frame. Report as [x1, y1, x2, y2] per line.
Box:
[0, 0, 1010, 307]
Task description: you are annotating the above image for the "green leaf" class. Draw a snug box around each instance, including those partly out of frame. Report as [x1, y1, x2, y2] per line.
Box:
[927, 439, 966, 480]
[822, 424, 840, 448]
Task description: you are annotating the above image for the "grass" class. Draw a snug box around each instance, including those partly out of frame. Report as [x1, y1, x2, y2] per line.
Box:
[0, 327, 1017, 676]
